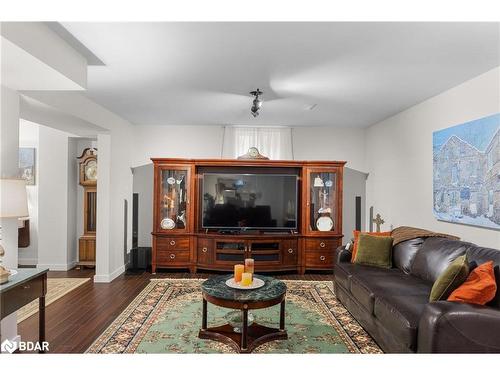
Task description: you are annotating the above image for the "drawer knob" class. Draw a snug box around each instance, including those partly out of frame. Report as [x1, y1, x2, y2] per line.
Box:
[288, 248, 294, 254]
[170, 240, 176, 246]
[320, 255, 326, 261]
[202, 247, 208, 253]
[23, 285, 31, 289]
[320, 242, 326, 248]
[170, 254, 176, 259]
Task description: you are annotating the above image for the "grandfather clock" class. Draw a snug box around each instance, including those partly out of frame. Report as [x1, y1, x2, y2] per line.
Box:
[77, 148, 97, 267]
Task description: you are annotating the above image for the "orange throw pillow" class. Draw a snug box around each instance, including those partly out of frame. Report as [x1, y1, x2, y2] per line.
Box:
[447, 261, 497, 305]
[351, 230, 391, 263]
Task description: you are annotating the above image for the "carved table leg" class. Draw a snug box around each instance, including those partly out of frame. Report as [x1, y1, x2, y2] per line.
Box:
[280, 300, 286, 331]
[202, 298, 207, 330]
[241, 308, 248, 351]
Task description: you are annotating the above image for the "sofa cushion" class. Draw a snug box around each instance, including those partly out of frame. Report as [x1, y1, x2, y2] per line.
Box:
[393, 237, 425, 274]
[448, 261, 497, 305]
[351, 230, 391, 262]
[374, 294, 429, 351]
[348, 266, 432, 313]
[354, 233, 393, 268]
[429, 255, 469, 301]
[465, 245, 500, 308]
[411, 237, 472, 283]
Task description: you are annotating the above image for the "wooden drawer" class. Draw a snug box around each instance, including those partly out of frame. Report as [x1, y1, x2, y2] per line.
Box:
[156, 236, 190, 251]
[197, 238, 213, 264]
[305, 250, 335, 267]
[157, 249, 190, 264]
[304, 238, 339, 252]
[282, 239, 298, 265]
[1, 276, 44, 318]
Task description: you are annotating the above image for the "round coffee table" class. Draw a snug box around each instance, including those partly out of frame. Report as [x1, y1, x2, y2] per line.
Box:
[198, 274, 287, 353]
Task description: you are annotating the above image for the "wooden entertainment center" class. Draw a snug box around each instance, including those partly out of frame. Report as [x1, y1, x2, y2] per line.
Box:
[151, 158, 345, 274]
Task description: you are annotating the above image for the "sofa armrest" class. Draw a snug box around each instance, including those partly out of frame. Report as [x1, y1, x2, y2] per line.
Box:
[417, 301, 500, 353]
[335, 245, 352, 264]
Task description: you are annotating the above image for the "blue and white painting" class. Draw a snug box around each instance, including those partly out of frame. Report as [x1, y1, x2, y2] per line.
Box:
[433, 113, 500, 230]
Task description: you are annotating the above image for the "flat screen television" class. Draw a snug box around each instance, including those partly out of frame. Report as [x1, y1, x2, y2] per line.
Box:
[202, 173, 298, 230]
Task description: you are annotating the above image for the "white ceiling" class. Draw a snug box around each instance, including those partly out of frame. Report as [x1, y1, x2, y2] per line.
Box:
[62, 22, 499, 127]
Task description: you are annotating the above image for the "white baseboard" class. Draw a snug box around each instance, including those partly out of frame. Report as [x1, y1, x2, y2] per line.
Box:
[17, 258, 37, 266]
[36, 261, 77, 271]
[93, 264, 125, 283]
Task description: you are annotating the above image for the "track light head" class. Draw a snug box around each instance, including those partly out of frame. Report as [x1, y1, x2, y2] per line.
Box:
[250, 89, 263, 117]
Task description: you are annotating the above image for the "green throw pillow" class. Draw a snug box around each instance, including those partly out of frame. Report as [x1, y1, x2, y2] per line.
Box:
[354, 233, 393, 269]
[429, 255, 469, 302]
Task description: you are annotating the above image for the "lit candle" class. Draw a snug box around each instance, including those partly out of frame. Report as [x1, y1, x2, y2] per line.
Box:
[241, 272, 253, 287]
[234, 264, 244, 283]
[244, 258, 255, 274]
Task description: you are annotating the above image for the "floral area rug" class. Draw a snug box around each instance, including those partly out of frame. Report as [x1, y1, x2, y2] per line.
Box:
[86, 279, 382, 354]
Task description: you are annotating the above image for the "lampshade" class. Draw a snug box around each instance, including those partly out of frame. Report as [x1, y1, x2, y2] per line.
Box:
[0, 178, 29, 218]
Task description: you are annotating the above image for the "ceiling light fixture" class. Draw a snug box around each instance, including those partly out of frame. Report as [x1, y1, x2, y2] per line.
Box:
[249, 89, 263, 117]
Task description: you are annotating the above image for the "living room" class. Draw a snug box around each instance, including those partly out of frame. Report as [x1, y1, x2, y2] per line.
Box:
[1, 1, 500, 373]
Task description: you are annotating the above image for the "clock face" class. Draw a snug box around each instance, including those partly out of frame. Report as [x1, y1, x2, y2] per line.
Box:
[85, 160, 97, 181]
[248, 147, 259, 157]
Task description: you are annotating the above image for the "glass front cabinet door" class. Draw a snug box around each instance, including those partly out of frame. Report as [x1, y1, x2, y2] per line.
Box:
[156, 165, 192, 233]
[304, 167, 341, 235]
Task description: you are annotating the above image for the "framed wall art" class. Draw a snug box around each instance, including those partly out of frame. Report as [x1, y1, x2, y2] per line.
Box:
[433, 113, 499, 230]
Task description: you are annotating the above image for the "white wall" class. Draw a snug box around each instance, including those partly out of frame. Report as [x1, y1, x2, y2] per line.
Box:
[130, 125, 366, 171]
[343, 167, 368, 241]
[365, 67, 500, 249]
[67, 138, 78, 267]
[132, 164, 153, 247]
[131, 125, 225, 168]
[18, 120, 39, 265]
[37, 125, 74, 270]
[293, 126, 366, 173]
[18, 121, 81, 270]
[0, 85, 21, 344]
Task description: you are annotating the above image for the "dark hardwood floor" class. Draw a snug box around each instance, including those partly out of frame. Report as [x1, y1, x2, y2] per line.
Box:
[18, 268, 333, 353]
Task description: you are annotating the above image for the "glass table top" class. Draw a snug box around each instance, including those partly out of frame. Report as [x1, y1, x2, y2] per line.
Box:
[201, 274, 286, 303]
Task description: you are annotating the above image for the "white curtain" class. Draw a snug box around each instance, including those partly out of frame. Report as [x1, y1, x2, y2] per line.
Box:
[222, 126, 293, 160]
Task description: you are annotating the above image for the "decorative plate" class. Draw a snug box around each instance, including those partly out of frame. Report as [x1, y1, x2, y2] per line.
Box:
[325, 180, 333, 187]
[160, 218, 176, 230]
[166, 177, 176, 185]
[225, 277, 265, 290]
[316, 216, 334, 231]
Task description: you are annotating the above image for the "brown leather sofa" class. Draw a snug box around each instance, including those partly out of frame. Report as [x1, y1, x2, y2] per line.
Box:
[334, 236, 500, 353]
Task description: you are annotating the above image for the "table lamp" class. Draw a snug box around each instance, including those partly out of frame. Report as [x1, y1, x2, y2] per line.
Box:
[0, 178, 29, 283]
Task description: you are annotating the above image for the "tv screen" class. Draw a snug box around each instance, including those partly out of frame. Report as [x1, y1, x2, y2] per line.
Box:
[202, 173, 298, 230]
